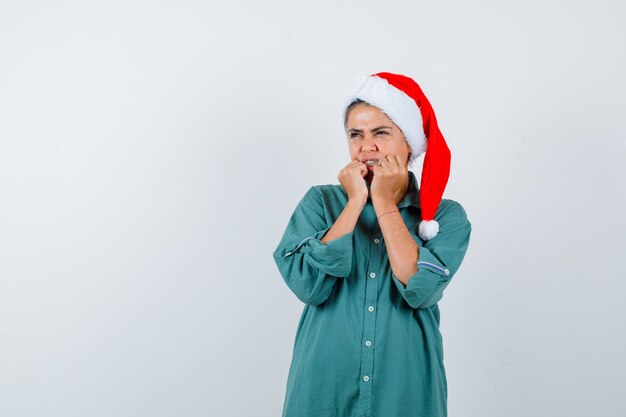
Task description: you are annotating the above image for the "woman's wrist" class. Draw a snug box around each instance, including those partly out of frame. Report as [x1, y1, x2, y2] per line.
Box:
[348, 195, 367, 209]
[372, 198, 397, 214]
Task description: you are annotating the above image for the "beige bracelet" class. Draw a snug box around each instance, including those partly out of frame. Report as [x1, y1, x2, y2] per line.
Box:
[377, 209, 399, 221]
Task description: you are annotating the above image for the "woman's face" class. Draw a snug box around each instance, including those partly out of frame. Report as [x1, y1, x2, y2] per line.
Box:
[345, 103, 412, 183]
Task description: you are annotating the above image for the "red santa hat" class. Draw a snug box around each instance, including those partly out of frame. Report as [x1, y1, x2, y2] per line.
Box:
[343, 72, 451, 241]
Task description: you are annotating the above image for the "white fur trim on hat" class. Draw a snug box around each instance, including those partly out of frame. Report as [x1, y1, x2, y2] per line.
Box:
[418, 219, 439, 241]
[344, 74, 427, 157]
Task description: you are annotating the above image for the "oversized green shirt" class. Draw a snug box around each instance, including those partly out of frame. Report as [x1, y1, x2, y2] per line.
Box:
[272, 170, 472, 417]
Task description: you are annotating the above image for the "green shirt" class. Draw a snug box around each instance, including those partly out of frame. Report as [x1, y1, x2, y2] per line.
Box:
[272, 170, 472, 417]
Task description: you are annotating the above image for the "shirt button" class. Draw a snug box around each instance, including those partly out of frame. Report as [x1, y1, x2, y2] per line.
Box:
[365, 340, 372, 347]
[373, 238, 380, 244]
[363, 376, 370, 382]
[368, 306, 375, 312]
[369, 272, 376, 279]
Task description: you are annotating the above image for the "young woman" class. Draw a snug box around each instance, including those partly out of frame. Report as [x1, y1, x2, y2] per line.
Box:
[273, 72, 472, 417]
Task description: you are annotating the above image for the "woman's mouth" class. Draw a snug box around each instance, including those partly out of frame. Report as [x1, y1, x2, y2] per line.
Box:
[364, 159, 379, 167]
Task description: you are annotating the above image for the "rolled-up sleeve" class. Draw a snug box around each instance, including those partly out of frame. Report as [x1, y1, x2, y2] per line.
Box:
[392, 202, 472, 309]
[273, 186, 354, 306]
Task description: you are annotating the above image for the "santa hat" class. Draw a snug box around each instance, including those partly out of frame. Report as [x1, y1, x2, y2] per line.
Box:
[343, 72, 451, 241]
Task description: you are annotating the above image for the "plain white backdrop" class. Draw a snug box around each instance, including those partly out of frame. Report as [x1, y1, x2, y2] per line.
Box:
[1, 1, 625, 416]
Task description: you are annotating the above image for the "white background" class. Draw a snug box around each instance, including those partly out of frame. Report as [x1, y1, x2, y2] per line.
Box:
[1, 1, 625, 416]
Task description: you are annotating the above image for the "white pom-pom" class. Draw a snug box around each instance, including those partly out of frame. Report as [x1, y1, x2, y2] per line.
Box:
[418, 220, 439, 241]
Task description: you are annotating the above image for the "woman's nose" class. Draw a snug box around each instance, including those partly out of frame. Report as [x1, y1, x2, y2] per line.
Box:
[362, 139, 377, 151]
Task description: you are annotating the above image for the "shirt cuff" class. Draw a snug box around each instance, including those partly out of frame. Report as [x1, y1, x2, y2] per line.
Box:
[391, 245, 452, 309]
[281, 227, 354, 278]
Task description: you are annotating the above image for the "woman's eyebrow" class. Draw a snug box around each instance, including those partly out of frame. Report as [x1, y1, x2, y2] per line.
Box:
[348, 125, 393, 133]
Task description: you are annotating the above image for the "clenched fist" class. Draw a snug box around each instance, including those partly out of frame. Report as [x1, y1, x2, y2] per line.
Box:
[370, 154, 409, 207]
[338, 159, 369, 203]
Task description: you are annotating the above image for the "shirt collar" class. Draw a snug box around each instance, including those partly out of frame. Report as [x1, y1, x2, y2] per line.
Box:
[397, 170, 421, 210]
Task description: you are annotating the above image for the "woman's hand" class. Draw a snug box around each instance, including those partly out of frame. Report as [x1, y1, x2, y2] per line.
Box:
[338, 159, 368, 204]
[370, 154, 409, 207]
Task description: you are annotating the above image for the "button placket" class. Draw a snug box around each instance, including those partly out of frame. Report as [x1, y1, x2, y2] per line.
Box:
[358, 234, 381, 415]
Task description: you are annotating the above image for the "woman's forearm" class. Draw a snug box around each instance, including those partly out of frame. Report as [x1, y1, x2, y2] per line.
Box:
[373, 201, 418, 286]
[320, 197, 367, 244]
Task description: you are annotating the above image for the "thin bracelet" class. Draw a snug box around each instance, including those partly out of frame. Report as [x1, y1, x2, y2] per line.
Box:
[377, 209, 399, 221]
